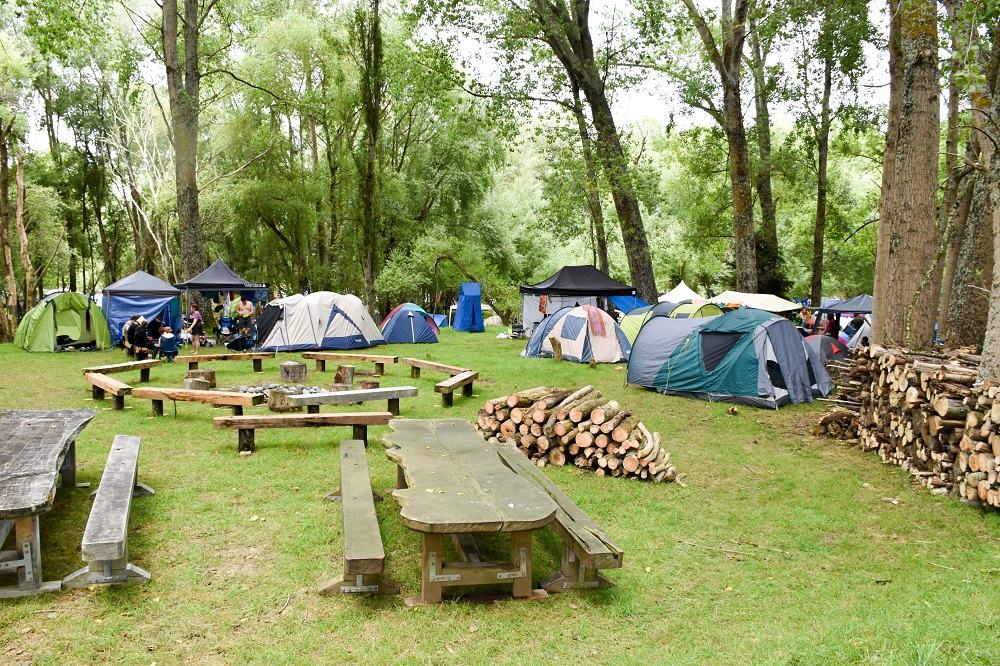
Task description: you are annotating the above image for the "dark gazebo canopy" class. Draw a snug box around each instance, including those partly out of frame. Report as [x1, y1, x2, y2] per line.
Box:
[820, 294, 873, 314]
[174, 259, 269, 295]
[103, 270, 181, 297]
[520, 265, 635, 297]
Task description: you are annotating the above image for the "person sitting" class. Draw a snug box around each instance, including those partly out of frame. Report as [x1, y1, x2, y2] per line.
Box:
[147, 316, 164, 356]
[860, 336, 870, 348]
[133, 319, 151, 361]
[122, 315, 139, 357]
[157, 327, 180, 361]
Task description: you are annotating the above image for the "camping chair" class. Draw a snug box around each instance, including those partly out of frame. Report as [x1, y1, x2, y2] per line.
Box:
[158, 335, 180, 362]
[215, 315, 235, 342]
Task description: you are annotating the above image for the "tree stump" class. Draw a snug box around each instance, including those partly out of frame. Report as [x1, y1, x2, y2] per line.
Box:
[357, 380, 380, 390]
[280, 361, 308, 383]
[183, 377, 211, 391]
[185, 368, 216, 388]
[549, 337, 563, 363]
[334, 364, 355, 385]
[268, 387, 303, 412]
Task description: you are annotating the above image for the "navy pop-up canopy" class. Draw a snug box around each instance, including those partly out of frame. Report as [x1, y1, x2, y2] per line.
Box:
[820, 294, 873, 314]
[174, 258, 269, 302]
[453, 282, 485, 332]
[102, 271, 182, 345]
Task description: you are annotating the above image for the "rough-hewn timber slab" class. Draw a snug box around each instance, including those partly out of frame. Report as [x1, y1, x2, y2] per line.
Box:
[84, 373, 133, 396]
[81, 360, 160, 375]
[434, 371, 478, 393]
[0, 409, 96, 518]
[287, 386, 418, 407]
[340, 440, 385, 575]
[302, 352, 398, 365]
[382, 419, 556, 534]
[213, 412, 393, 430]
[132, 387, 265, 407]
[81, 435, 141, 561]
[402, 358, 469, 376]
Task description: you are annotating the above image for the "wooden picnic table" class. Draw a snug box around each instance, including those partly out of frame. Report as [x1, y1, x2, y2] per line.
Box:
[383, 418, 557, 605]
[0, 409, 96, 597]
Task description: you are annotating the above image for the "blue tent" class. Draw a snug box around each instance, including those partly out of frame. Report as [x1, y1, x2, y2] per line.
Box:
[102, 271, 183, 346]
[381, 303, 439, 343]
[431, 314, 449, 328]
[454, 282, 485, 332]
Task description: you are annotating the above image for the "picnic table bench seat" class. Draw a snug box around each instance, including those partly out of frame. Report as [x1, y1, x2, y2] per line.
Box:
[131, 387, 266, 416]
[81, 360, 160, 383]
[63, 435, 153, 588]
[175, 352, 275, 372]
[318, 440, 398, 596]
[495, 441, 622, 592]
[302, 352, 399, 375]
[286, 386, 418, 415]
[213, 412, 393, 453]
[85, 373, 133, 410]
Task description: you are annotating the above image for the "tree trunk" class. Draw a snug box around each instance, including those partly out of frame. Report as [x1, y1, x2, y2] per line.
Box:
[810, 57, 833, 308]
[15, 148, 34, 311]
[944, 174, 993, 347]
[357, 0, 383, 318]
[571, 82, 608, 275]
[748, 21, 778, 262]
[0, 119, 18, 340]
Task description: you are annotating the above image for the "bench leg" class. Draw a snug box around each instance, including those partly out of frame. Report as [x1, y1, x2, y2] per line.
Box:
[315, 359, 326, 372]
[307, 405, 320, 415]
[63, 556, 151, 588]
[353, 425, 368, 442]
[152, 399, 164, 417]
[510, 531, 533, 598]
[387, 398, 400, 416]
[411, 366, 420, 379]
[411, 533, 444, 606]
[375, 362, 384, 376]
[396, 464, 407, 489]
[441, 391, 454, 408]
[92, 385, 105, 401]
[59, 439, 86, 488]
[140, 368, 150, 383]
[253, 358, 263, 373]
[539, 545, 615, 593]
[318, 572, 399, 595]
[112, 394, 125, 410]
[189, 361, 198, 370]
[232, 405, 244, 416]
[15, 517, 42, 593]
[238, 429, 255, 453]
[462, 382, 474, 398]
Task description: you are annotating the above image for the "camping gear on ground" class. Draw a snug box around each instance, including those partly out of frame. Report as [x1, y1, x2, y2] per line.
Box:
[102, 271, 183, 347]
[805, 334, 849, 364]
[520, 265, 638, 335]
[521, 305, 631, 363]
[453, 282, 485, 333]
[256, 292, 384, 351]
[14, 292, 111, 352]
[708, 291, 800, 313]
[658, 280, 702, 303]
[173, 258, 269, 303]
[381, 303, 439, 344]
[627, 307, 832, 409]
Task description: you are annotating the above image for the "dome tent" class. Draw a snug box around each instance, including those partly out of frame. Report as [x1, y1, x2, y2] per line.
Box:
[620, 301, 679, 345]
[255, 292, 384, 351]
[669, 302, 723, 319]
[102, 271, 182, 346]
[14, 292, 111, 352]
[521, 305, 631, 363]
[381, 303, 439, 343]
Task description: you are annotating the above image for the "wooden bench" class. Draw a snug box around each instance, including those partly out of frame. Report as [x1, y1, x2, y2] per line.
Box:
[495, 441, 622, 592]
[434, 371, 478, 407]
[175, 351, 275, 372]
[81, 360, 160, 383]
[318, 440, 398, 596]
[63, 435, 154, 588]
[213, 412, 393, 453]
[286, 386, 418, 415]
[403, 358, 468, 379]
[131, 387, 266, 416]
[84, 373, 133, 410]
[302, 352, 399, 376]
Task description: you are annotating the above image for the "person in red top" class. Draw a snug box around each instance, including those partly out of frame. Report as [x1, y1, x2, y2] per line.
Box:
[824, 314, 841, 339]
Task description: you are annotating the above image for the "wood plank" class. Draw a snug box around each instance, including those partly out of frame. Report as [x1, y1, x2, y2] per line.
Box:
[131, 387, 265, 407]
[402, 358, 469, 376]
[302, 352, 398, 364]
[81, 360, 160, 375]
[286, 386, 418, 406]
[382, 418, 556, 533]
[0, 409, 96, 518]
[213, 412, 392, 430]
[81, 435, 140, 561]
[340, 440, 385, 575]
[84, 373, 133, 396]
[175, 352, 275, 362]
[434, 371, 478, 393]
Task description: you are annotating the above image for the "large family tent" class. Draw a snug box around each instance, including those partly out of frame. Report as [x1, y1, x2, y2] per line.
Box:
[14, 292, 111, 352]
[520, 265, 638, 334]
[173, 258, 269, 301]
[102, 271, 183, 346]
[627, 308, 832, 408]
[381, 303, 439, 343]
[619, 300, 722, 344]
[626, 313, 718, 387]
[521, 305, 631, 363]
[659, 281, 701, 303]
[255, 292, 384, 351]
[453, 282, 485, 333]
[669, 302, 724, 319]
[709, 291, 799, 313]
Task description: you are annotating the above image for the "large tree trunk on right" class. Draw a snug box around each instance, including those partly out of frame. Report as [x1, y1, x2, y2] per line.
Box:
[356, 0, 383, 318]
[15, 148, 34, 311]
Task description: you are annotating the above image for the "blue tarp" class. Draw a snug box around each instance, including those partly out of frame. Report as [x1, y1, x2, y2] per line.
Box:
[454, 282, 485, 332]
[609, 295, 648, 312]
[103, 295, 182, 346]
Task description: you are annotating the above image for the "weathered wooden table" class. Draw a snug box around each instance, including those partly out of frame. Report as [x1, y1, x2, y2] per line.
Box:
[0, 408, 96, 597]
[383, 418, 557, 606]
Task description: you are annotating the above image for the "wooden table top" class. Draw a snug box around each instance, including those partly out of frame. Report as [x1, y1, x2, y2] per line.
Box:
[0, 409, 96, 518]
[383, 419, 557, 534]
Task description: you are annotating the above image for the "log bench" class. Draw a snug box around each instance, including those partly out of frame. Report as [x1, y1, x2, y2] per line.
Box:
[213, 412, 394, 453]
[131, 387, 266, 416]
[402, 358, 469, 379]
[84, 373, 133, 410]
[175, 351, 275, 372]
[303, 352, 399, 376]
[81, 359, 160, 383]
[286, 386, 419, 416]
[495, 440, 622, 592]
[318, 440, 398, 595]
[63, 435, 153, 588]
[434, 371, 478, 407]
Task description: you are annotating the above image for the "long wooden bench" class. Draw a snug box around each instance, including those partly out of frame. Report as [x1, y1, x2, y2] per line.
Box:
[302, 352, 399, 376]
[403, 358, 468, 379]
[317, 440, 398, 596]
[85, 373, 133, 410]
[175, 351, 275, 372]
[63, 435, 153, 588]
[81, 360, 160, 383]
[495, 441, 622, 592]
[434, 371, 478, 407]
[131, 387, 266, 416]
[286, 386, 418, 415]
[213, 412, 394, 453]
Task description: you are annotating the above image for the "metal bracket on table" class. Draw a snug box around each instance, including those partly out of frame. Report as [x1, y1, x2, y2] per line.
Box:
[0, 543, 34, 582]
[496, 547, 528, 580]
[340, 575, 380, 593]
[428, 551, 461, 582]
[83, 561, 128, 585]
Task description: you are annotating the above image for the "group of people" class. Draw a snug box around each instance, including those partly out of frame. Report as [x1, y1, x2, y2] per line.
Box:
[797, 306, 869, 345]
[121, 314, 180, 361]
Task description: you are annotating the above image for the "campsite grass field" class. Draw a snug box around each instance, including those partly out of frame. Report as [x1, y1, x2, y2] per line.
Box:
[2, 329, 1000, 665]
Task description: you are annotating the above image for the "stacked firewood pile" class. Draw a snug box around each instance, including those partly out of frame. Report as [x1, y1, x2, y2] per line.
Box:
[474, 386, 678, 483]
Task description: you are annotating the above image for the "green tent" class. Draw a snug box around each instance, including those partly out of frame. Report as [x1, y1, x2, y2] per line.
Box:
[14, 292, 111, 352]
[669, 302, 723, 319]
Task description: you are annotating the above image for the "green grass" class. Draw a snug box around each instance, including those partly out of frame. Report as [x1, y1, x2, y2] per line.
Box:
[2, 329, 1000, 665]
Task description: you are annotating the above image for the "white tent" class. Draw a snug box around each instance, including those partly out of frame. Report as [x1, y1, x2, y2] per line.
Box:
[658, 280, 702, 303]
[709, 291, 800, 313]
[522, 305, 631, 363]
[256, 291, 384, 351]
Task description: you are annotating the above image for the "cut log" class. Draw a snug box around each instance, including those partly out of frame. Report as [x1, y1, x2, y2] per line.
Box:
[549, 337, 563, 363]
[601, 410, 632, 434]
[933, 396, 968, 419]
[612, 415, 640, 443]
[506, 387, 552, 408]
[333, 365, 355, 385]
[570, 397, 609, 422]
[589, 401, 620, 425]
[280, 361, 308, 384]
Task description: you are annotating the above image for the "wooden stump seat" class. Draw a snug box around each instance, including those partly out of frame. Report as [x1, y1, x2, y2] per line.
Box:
[175, 351, 275, 372]
[131, 387, 266, 416]
[434, 371, 478, 407]
[495, 441, 622, 592]
[213, 412, 393, 453]
[84, 373, 133, 410]
[286, 386, 418, 415]
[303, 352, 399, 376]
[81, 360, 160, 383]
[63, 435, 154, 588]
[318, 440, 398, 596]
